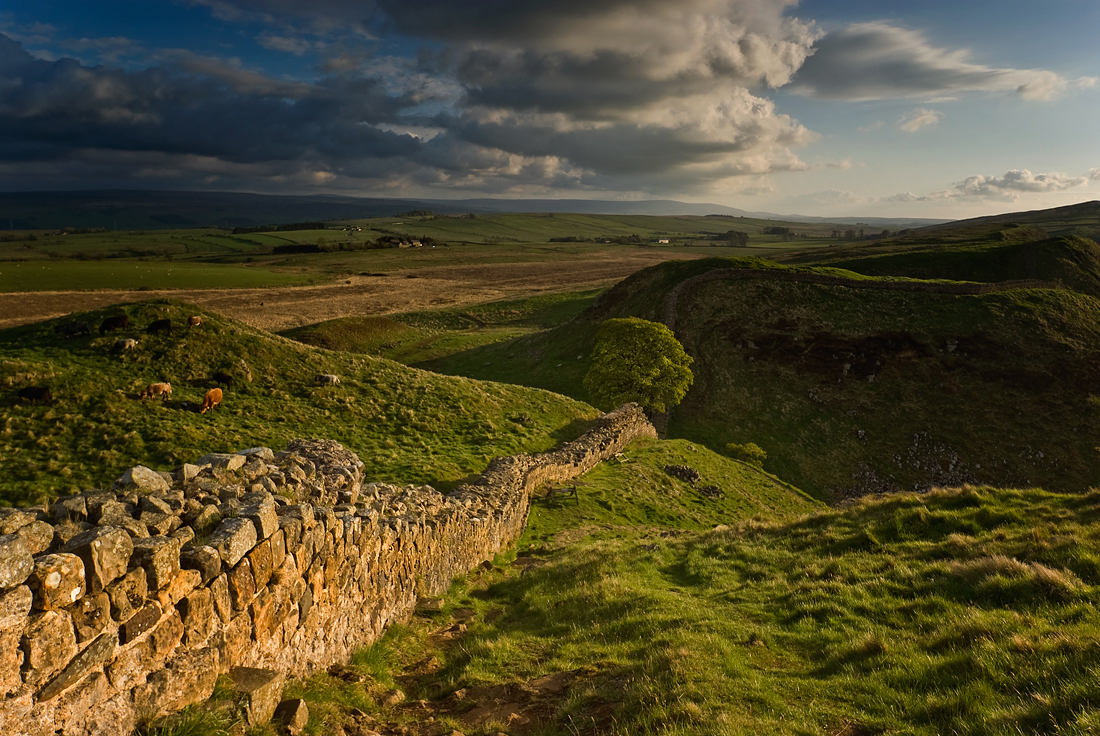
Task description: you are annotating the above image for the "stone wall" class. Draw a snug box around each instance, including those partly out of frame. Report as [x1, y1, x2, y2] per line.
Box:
[0, 404, 656, 736]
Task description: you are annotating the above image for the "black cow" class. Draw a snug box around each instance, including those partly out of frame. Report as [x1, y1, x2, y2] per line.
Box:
[146, 319, 172, 335]
[211, 371, 234, 388]
[99, 315, 130, 334]
[54, 320, 90, 338]
[18, 386, 52, 405]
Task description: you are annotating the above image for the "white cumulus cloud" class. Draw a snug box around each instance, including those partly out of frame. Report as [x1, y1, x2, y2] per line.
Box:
[898, 108, 941, 132]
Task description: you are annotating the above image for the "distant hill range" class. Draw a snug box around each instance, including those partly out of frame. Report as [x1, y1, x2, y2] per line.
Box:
[0, 189, 949, 231]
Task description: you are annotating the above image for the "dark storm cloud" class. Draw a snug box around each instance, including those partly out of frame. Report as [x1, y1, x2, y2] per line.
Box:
[0, 33, 424, 172]
[793, 22, 1076, 101]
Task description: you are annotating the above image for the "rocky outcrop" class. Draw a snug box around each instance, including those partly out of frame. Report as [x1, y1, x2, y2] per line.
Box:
[0, 404, 655, 735]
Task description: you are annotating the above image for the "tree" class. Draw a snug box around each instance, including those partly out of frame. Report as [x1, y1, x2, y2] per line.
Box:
[583, 317, 694, 413]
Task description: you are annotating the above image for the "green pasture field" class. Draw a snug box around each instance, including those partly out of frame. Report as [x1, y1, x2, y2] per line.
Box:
[0, 299, 597, 506]
[0, 260, 318, 291]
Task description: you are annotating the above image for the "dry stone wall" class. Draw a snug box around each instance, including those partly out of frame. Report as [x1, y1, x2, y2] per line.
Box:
[0, 404, 656, 736]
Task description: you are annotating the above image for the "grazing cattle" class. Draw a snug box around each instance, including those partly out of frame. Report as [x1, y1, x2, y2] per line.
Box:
[187, 315, 203, 329]
[317, 374, 341, 386]
[199, 388, 222, 414]
[18, 386, 52, 405]
[54, 320, 90, 338]
[113, 338, 138, 353]
[146, 318, 172, 335]
[211, 371, 234, 388]
[140, 382, 172, 400]
[99, 315, 130, 334]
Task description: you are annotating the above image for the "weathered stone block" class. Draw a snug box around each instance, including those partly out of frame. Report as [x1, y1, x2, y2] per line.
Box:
[277, 503, 314, 525]
[141, 511, 181, 536]
[170, 525, 195, 547]
[230, 666, 285, 726]
[181, 545, 221, 585]
[196, 453, 246, 471]
[97, 508, 148, 539]
[0, 533, 34, 590]
[176, 463, 202, 483]
[206, 518, 257, 567]
[219, 612, 252, 669]
[29, 553, 85, 610]
[149, 609, 184, 661]
[269, 528, 286, 571]
[278, 516, 302, 555]
[67, 591, 110, 642]
[132, 536, 182, 591]
[276, 698, 309, 736]
[62, 526, 133, 593]
[0, 508, 37, 535]
[37, 629, 117, 702]
[114, 465, 170, 493]
[133, 647, 219, 718]
[210, 573, 232, 624]
[238, 446, 275, 462]
[248, 538, 273, 590]
[140, 495, 173, 515]
[0, 585, 32, 695]
[227, 558, 256, 612]
[242, 502, 279, 540]
[106, 567, 148, 622]
[155, 568, 202, 609]
[105, 637, 150, 691]
[191, 504, 221, 534]
[119, 601, 162, 644]
[50, 669, 110, 732]
[178, 588, 214, 646]
[250, 588, 276, 640]
[22, 609, 78, 686]
[17, 520, 56, 555]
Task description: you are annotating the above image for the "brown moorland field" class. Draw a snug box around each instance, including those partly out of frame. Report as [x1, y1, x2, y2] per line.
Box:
[0, 250, 697, 331]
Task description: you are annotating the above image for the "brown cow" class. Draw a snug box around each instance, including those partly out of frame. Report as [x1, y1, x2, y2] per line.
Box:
[199, 387, 222, 414]
[187, 315, 203, 330]
[140, 382, 172, 400]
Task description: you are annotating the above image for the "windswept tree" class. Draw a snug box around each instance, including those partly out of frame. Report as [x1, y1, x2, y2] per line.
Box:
[583, 317, 694, 413]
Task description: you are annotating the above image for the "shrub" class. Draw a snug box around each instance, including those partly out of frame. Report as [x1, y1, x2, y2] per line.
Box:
[725, 442, 767, 468]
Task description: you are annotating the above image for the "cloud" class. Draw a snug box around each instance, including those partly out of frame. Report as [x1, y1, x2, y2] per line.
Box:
[0, 0, 831, 195]
[857, 121, 883, 133]
[887, 170, 1090, 204]
[1090, 168, 1100, 180]
[793, 22, 1077, 101]
[898, 108, 941, 132]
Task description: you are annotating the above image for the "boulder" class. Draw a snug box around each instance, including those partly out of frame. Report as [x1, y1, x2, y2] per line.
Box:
[113, 466, 171, 493]
[276, 699, 310, 735]
[131, 536, 182, 591]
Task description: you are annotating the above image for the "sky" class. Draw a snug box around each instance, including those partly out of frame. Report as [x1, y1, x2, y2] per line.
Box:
[0, 0, 1098, 218]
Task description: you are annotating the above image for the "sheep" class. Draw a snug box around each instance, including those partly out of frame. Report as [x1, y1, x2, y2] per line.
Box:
[187, 315, 203, 329]
[317, 374, 341, 386]
[200, 387, 222, 414]
[112, 338, 138, 353]
[54, 320, 90, 338]
[140, 382, 172, 401]
[211, 371, 234, 388]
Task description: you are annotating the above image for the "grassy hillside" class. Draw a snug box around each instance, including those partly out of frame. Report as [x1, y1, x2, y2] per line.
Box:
[421, 258, 1100, 500]
[178, 462, 1100, 735]
[0, 300, 599, 507]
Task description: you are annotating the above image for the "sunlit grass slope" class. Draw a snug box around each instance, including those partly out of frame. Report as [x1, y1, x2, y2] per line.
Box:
[422, 257, 1100, 499]
[0, 299, 597, 506]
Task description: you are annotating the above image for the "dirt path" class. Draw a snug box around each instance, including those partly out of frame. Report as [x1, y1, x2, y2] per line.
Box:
[0, 252, 696, 331]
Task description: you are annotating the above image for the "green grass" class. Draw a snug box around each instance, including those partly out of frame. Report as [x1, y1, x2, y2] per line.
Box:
[418, 257, 1100, 500]
[277, 449, 1100, 735]
[0, 299, 597, 506]
[283, 289, 604, 364]
[0, 260, 318, 291]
